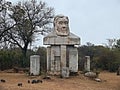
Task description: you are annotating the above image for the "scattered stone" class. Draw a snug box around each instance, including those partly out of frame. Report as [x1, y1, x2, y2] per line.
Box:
[94, 78, 102, 82]
[18, 83, 22, 86]
[61, 67, 69, 78]
[43, 76, 51, 80]
[28, 80, 30, 83]
[84, 72, 97, 78]
[1, 79, 6, 83]
[36, 80, 43, 83]
[31, 79, 43, 84]
[31, 80, 37, 84]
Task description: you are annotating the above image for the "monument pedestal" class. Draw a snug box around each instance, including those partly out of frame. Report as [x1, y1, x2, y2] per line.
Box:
[84, 56, 90, 72]
[30, 55, 40, 75]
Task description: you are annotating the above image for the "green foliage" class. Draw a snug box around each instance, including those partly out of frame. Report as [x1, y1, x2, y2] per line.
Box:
[1, 43, 120, 72]
[94, 50, 119, 72]
[0, 46, 47, 70]
[0, 48, 35, 70]
[0, 48, 22, 70]
[78, 44, 120, 72]
[115, 39, 120, 51]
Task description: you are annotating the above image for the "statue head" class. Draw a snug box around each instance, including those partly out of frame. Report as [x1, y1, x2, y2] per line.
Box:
[54, 15, 70, 36]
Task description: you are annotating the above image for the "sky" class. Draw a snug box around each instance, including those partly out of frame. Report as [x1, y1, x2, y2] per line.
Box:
[7, 0, 120, 46]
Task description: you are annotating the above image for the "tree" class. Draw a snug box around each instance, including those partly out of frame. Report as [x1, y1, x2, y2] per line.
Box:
[5, 0, 54, 67]
[106, 39, 116, 50]
[115, 39, 120, 50]
[0, 47, 35, 70]
[0, 0, 14, 49]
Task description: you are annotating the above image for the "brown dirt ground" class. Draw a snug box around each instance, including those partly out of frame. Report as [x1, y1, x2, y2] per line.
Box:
[0, 71, 120, 90]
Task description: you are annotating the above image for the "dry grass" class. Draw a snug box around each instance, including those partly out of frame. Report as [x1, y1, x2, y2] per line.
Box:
[0, 71, 120, 90]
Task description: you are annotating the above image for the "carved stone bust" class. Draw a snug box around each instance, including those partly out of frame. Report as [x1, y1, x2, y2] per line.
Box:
[54, 15, 70, 36]
[43, 15, 80, 45]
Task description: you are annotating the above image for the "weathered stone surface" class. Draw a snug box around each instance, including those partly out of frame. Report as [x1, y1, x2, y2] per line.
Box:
[69, 47, 78, 72]
[43, 15, 80, 76]
[47, 47, 51, 71]
[84, 56, 90, 72]
[94, 78, 102, 82]
[61, 45, 66, 68]
[84, 72, 97, 78]
[44, 32, 80, 45]
[30, 55, 40, 75]
[61, 67, 69, 78]
[54, 15, 70, 36]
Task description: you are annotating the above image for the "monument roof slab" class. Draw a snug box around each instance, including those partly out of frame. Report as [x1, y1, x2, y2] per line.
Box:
[43, 31, 80, 45]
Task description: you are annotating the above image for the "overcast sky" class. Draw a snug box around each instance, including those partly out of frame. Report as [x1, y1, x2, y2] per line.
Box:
[8, 0, 120, 46]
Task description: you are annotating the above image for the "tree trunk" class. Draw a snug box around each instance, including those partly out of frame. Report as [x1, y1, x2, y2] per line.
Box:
[21, 48, 27, 68]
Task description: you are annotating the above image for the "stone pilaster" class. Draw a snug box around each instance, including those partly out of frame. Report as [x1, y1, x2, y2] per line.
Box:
[69, 47, 78, 72]
[51, 47, 55, 72]
[47, 47, 51, 71]
[61, 45, 67, 68]
[84, 56, 90, 72]
[30, 55, 40, 75]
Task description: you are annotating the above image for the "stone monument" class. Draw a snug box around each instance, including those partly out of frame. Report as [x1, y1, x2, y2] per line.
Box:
[30, 55, 40, 75]
[43, 15, 80, 77]
[84, 56, 90, 72]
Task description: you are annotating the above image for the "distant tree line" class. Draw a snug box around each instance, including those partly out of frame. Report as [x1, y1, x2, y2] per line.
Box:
[0, 39, 120, 72]
[78, 39, 120, 72]
[0, 47, 46, 71]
